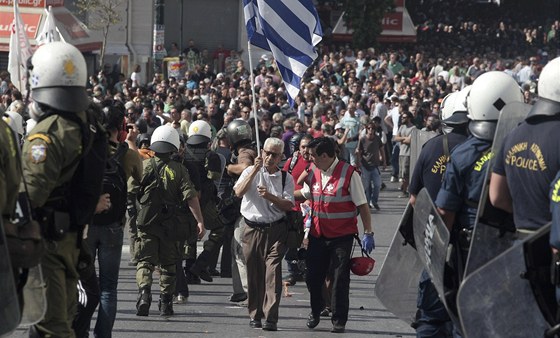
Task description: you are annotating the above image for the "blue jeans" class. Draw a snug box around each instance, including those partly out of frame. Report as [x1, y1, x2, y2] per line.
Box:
[416, 270, 453, 338]
[87, 223, 123, 338]
[360, 166, 381, 205]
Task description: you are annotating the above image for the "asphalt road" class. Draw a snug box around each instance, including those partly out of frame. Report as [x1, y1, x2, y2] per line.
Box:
[10, 169, 416, 338]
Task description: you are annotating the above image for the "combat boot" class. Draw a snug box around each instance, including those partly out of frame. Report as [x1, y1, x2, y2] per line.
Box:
[136, 288, 152, 316]
[159, 293, 174, 316]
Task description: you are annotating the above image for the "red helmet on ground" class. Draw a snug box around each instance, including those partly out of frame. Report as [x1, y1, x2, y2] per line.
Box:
[350, 256, 375, 276]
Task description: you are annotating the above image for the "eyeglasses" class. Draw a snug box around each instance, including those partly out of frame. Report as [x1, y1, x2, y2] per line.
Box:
[366, 127, 374, 130]
[241, 110, 250, 114]
[262, 149, 281, 158]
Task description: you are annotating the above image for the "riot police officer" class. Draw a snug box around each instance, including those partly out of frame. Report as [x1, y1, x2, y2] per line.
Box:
[182, 120, 225, 283]
[134, 125, 205, 316]
[434, 71, 523, 327]
[490, 57, 560, 232]
[222, 119, 257, 302]
[408, 86, 470, 337]
[21, 41, 107, 338]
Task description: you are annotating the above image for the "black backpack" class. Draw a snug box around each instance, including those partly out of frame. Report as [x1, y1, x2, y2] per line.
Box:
[93, 142, 128, 226]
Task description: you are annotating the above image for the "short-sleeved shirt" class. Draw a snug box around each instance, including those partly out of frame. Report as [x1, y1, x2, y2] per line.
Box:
[357, 135, 384, 170]
[493, 119, 560, 230]
[300, 158, 367, 207]
[397, 124, 416, 156]
[409, 133, 467, 200]
[235, 166, 295, 223]
[435, 136, 492, 229]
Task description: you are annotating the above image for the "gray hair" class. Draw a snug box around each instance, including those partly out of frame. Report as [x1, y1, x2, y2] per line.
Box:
[263, 137, 284, 154]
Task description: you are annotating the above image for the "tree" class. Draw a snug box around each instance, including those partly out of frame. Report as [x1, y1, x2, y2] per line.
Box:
[74, 0, 124, 70]
[343, 0, 394, 49]
[317, 0, 394, 49]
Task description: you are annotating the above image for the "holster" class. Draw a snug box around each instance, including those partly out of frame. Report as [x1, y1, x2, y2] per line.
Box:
[36, 207, 71, 241]
[4, 218, 44, 269]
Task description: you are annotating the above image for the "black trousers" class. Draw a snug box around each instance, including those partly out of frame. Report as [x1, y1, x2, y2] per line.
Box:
[305, 234, 353, 326]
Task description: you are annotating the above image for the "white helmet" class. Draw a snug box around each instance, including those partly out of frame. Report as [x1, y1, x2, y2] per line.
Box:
[467, 71, 522, 121]
[29, 41, 89, 113]
[440, 92, 458, 121]
[187, 120, 212, 145]
[467, 72, 522, 140]
[3, 111, 24, 136]
[538, 56, 560, 103]
[526, 57, 560, 120]
[150, 125, 180, 153]
[441, 86, 471, 127]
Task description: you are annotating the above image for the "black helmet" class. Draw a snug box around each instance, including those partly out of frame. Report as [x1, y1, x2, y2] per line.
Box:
[226, 119, 253, 147]
[289, 133, 303, 154]
[137, 133, 151, 148]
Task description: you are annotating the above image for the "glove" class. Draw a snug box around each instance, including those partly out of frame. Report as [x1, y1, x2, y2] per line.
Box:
[362, 233, 375, 254]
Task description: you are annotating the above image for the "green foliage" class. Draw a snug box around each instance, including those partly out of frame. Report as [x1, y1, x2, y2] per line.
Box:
[74, 0, 125, 69]
[343, 0, 394, 49]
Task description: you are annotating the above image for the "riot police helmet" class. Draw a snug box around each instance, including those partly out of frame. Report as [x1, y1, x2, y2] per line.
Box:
[28, 42, 89, 114]
[150, 125, 180, 153]
[466, 71, 523, 140]
[187, 120, 212, 145]
[226, 119, 253, 147]
[527, 57, 560, 120]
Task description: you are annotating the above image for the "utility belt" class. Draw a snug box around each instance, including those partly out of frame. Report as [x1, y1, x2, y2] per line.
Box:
[35, 207, 75, 241]
[244, 217, 285, 229]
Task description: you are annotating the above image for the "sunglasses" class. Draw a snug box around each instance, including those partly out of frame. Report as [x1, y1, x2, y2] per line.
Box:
[262, 149, 281, 158]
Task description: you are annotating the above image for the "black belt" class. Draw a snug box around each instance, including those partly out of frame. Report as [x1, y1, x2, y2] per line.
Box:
[244, 217, 284, 229]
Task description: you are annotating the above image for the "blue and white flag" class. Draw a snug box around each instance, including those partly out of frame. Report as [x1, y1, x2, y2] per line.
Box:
[243, 0, 322, 106]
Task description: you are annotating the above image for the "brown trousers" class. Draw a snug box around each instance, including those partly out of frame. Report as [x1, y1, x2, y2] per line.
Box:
[241, 218, 287, 323]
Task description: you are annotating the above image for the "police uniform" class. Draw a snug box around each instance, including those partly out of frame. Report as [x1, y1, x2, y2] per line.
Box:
[23, 112, 88, 338]
[0, 117, 20, 223]
[549, 171, 560, 305]
[409, 132, 466, 337]
[493, 119, 560, 230]
[436, 136, 492, 230]
[134, 154, 198, 312]
[409, 133, 467, 201]
[184, 146, 224, 282]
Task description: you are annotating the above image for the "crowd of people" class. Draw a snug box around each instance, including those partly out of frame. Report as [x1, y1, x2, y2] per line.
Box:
[1, 4, 560, 335]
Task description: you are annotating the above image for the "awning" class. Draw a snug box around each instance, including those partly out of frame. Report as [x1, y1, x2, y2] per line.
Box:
[0, 4, 102, 52]
[332, 2, 417, 43]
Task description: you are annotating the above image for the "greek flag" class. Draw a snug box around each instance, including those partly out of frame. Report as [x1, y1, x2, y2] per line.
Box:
[243, 0, 322, 105]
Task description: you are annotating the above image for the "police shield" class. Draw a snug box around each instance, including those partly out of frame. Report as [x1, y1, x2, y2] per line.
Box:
[20, 265, 47, 325]
[412, 188, 459, 324]
[463, 102, 532, 278]
[215, 152, 227, 190]
[457, 225, 551, 337]
[0, 218, 21, 336]
[375, 202, 423, 324]
[410, 129, 438, 176]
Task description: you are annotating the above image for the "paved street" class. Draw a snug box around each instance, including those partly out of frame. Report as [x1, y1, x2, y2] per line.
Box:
[11, 170, 415, 338]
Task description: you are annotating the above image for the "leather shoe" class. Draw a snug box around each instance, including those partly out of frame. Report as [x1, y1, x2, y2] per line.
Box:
[262, 321, 277, 331]
[229, 293, 248, 303]
[306, 313, 320, 329]
[331, 324, 345, 333]
[189, 264, 213, 282]
[249, 319, 262, 328]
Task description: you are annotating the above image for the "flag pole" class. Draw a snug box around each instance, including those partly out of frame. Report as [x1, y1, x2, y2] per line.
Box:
[247, 41, 261, 157]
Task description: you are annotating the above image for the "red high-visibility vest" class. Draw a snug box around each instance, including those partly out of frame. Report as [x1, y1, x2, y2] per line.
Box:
[307, 160, 358, 238]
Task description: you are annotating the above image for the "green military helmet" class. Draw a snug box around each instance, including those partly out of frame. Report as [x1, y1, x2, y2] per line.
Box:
[29, 41, 89, 113]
